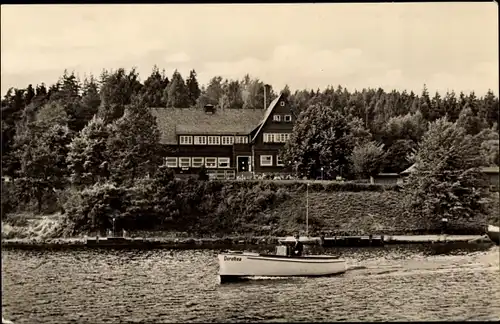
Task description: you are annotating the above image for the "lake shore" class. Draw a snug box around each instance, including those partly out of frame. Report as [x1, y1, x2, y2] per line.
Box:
[1, 234, 493, 250]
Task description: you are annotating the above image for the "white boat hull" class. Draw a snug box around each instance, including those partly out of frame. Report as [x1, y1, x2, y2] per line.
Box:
[218, 252, 347, 282]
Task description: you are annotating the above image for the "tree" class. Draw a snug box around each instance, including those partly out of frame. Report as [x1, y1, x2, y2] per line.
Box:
[476, 124, 499, 166]
[32, 83, 48, 108]
[164, 70, 189, 108]
[186, 69, 201, 107]
[350, 141, 385, 179]
[380, 111, 427, 173]
[205, 76, 224, 106]
[14, 103, 72, 212]
[139, 65, 169, 107]
[25, 84, 35, 106]
[79, 75, 101, 125]
[348, 117, 372, 146]
[67, 115, 111, 186]
[221, 80, 243, 109]
[1, 88, 27, 178]
[381, 139, 417, 173]
[419, 84, 432, 121]
[481, 90, 499, 128]
[281, 105, 354, 179]
[59, 70, 81, 101]
[280, 84, 291, 100]
[405, 118, 489, 231]
[242, 77, 266, 109]
[456, 106, 487, 136]
[98, 68, 142, 123]
[106, 102, 162, 184]
[442, 91, 460, 122]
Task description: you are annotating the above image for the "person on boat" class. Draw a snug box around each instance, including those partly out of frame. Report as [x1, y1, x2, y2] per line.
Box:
[291, 234, 304, 257]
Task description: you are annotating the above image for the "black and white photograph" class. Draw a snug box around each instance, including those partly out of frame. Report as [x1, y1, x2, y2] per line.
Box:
[1, 3, 499, 323]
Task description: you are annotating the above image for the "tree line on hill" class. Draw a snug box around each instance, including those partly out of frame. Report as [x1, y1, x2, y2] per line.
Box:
[1, 66, 498, 235]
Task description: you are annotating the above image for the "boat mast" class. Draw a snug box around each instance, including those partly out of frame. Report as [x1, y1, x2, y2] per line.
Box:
[306, 183, 309, 237]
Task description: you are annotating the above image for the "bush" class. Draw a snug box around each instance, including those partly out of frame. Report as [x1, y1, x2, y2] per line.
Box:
[63, 182, 126, 235]
[1, 181, 15, 218]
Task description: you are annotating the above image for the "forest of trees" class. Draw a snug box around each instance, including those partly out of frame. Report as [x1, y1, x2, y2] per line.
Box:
[1, 66, 498, 235]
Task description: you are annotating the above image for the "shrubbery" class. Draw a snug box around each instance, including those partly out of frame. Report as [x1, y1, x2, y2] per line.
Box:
[12, 176, 392, 236]
[4, 176, 498, 237]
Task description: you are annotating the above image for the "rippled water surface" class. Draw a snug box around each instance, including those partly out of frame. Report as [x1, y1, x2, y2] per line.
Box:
[2, 244, 500, 323]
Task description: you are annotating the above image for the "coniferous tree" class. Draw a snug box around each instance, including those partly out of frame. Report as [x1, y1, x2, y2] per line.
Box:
[98, 68, 142, 122]
[106, 102, 161, 184]
[186, 69, 201, 107]
[139, 65, 169, 107]
[67, 115, 111, 186]
[164, 70, 189, 108]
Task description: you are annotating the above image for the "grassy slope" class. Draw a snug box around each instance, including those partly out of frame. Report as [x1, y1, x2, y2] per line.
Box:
[272, 191, 409, 235]
[271, 190, 499, 235]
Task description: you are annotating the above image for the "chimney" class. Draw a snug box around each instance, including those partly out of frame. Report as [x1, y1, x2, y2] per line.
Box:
[263, 83, 271, 109]
[204, 104, 216, 114]
[263, 85, 267, 110]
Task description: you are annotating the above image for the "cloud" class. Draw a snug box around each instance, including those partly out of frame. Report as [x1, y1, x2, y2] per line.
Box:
[164, 52, 191, 64]
[201, 44, 390, 91]
[1, 3, 498, 96]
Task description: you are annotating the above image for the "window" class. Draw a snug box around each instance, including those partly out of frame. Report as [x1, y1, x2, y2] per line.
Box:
[263, 133, 291, 143]
[192, 157, 204, 168]
[221, 136, 234, 145]
[260, 155, 273, 166]
[263, 133, 273, 143]
[179, 157, 191, 168]
[194, 136, 207, 145]
[235, 136, 249, 144]
[280, 101, 285, 107]
[165, 157, 178, 168]
[205, 157, 217, 168]
[218, 157, 230, 168]
[276, 156, 284, 166]
[208, 136, 220, 145]
[273, 115, 281, 122]
[284, 115, 292, 122]
[179, 136, 193, 145]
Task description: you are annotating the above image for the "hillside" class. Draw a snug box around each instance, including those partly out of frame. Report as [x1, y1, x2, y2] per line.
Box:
[3, 181, 498, 240]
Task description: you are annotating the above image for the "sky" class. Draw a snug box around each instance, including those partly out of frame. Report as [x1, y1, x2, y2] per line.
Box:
[1, 3, 498, 96]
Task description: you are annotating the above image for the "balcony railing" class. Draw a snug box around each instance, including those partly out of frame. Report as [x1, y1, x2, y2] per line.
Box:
[207, 169, 236, 180]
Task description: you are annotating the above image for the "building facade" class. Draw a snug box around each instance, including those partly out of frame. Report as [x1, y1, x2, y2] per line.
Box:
[150, 94, 296, 179]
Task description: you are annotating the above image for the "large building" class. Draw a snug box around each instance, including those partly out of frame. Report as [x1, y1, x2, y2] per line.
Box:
[150, 93, 296, 179]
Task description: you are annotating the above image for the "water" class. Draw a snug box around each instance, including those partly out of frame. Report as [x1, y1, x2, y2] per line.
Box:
[2, 244, 499, 323]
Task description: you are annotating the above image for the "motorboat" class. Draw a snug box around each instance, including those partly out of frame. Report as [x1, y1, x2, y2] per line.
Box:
[218, 183, 347, 283]
[486, 224, 499, 245]
[218, 247, 347, 283]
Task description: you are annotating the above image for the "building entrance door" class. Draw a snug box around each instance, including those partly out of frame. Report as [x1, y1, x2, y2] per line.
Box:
[237, 156, 251, 172]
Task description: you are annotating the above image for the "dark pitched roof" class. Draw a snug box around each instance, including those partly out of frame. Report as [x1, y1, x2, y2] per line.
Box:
[251, 93, 283, 143]
[150, 107, 266, 144]
[482, 166, 500, 174]
[400, 164, 417, 175]
[400, 163, 499, 175]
